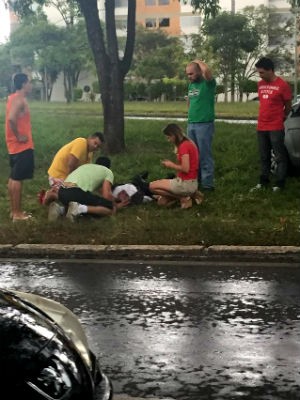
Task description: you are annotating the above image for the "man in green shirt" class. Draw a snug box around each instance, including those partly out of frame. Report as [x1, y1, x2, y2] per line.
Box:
[44, 157, 125, 222]
[186, 60, 216, 190]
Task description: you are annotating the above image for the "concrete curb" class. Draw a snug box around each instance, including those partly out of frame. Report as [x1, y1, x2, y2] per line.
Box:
[0, 244, 299, 263]
[114, 396, 173, 400]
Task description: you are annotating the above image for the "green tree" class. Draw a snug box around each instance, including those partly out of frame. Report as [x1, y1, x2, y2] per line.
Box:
[238, 5, 294, 100]
[9, 18, 62, 101]
[202, 12, 259, 102]
[131, 25, 185, 84]
[0, 44, 13, 96]
[8, 0, 220, 153]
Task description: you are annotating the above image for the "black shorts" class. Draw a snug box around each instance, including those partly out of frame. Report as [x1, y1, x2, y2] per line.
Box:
[9, 149, 34, 180]
[58, 186, 114, 209]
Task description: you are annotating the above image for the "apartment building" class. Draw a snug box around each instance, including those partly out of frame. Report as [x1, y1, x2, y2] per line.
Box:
[112, 0, 201, 36]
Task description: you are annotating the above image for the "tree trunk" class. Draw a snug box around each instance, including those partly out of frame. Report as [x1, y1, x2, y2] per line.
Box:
[101, 66, 125, 153]
[78, 0, 136, 154]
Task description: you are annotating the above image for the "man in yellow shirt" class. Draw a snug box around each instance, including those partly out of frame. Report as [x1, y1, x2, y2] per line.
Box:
[48, 132, 104, 188]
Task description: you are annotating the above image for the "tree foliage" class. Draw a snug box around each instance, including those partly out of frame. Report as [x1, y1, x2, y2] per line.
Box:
[8, 0, 220, 153]
[131, 25, 185, 83]
[8, 15, 91, 102]
[203, 12, 259, 101]
[0, 44, 13, 96]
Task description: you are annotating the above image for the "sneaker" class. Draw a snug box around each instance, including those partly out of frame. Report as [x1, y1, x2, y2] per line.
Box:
[272, 186, 281, 192]
[250, 183, 263, 193]
[66, 202, 80, 222]
[48, 201, 62, 222]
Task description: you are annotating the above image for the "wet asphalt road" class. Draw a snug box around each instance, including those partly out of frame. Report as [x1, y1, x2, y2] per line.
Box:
[0, 259, 299, 400]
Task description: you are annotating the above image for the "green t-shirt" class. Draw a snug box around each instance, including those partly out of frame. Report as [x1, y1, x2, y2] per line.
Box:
[187, 79, 216, 123]
[65, 164, 114, 192]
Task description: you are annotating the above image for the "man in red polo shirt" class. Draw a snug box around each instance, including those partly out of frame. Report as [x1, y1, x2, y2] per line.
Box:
[251, 57, 292, 192]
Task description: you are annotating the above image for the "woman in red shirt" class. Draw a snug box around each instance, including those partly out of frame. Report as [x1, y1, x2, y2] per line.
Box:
[150, 123, 203, 209]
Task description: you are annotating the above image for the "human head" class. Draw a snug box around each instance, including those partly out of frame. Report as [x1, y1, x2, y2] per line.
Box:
[13, 73, 31, 93]
[87, 132, 104, 152]
[95, 156, 111, 168]
[186, 62, 202, 83]
[163, 123, 186, 147]
[255, 57, 275, 82]
[113, 184, 138, 204]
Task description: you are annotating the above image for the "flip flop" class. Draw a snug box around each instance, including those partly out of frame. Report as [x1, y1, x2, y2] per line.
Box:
[12, 214, 33, 222]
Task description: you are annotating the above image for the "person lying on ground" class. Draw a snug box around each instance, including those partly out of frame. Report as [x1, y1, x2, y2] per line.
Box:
[149, 123, 204, 209]
[112, 171, 154, 206]
[43, 156, 128, 222]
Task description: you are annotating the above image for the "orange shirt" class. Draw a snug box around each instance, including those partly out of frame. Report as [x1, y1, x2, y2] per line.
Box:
[5, 93, 34, 154]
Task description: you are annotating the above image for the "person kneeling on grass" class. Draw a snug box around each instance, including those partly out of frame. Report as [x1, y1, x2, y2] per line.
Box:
[43, 156, 128, 222]
[149, 123, 204, 209]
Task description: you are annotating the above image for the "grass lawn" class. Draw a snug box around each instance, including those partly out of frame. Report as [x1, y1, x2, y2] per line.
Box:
[0, 100, 298, 246]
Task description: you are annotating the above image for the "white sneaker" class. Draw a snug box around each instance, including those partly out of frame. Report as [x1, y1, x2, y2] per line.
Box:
[48, 201, 62, 222]
[250, 183, 263, 193]
[66, 202, 80, 222]
[272, 186, 281, 192]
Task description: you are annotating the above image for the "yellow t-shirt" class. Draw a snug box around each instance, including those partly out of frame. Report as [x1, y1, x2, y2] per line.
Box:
[48, 138, 93, 179]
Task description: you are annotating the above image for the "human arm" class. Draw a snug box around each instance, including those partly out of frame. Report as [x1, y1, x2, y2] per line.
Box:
[66, 154, 80, 174]
[162, 153, 190, 174]
[284, 99, 292, 118]
[193, 60, 213, 81]
[8, 96, 28, 143]
[101, 179, 114, 201]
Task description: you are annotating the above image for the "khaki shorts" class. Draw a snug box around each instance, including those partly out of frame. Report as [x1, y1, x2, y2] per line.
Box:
[169, 178, 198, 196]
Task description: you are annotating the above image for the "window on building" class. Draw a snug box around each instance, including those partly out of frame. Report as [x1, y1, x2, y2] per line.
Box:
[115, 0, 128, 7]
[145, 0, 156, 5]
[146, 18, 157, 28]
[159, 18, 170, 27]
[158, 0, 170, 4]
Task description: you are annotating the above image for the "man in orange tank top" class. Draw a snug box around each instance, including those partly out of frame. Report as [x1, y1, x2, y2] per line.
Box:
[5, 73, 34, 221]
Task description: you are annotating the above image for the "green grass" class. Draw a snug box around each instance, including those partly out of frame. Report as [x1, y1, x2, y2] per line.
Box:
[0, 101, 298, 246]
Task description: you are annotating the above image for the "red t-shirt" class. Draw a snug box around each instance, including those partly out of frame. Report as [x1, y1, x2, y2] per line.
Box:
[257, 77, 292, 131]
[177, 139, 199, 180]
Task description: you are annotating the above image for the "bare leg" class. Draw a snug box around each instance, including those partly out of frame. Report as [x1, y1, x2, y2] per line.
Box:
[8, 178, 25, 219]
[150, 179, 179, 199]
[86, 205, 114, 216]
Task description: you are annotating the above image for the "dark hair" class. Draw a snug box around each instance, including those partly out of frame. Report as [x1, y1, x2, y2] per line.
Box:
[13, 73, 29, 91]
[163, 123, 187, 147]
[90, 131, 105, 143]
[95, 156, 111, 168]
[255, 57, 274, 71]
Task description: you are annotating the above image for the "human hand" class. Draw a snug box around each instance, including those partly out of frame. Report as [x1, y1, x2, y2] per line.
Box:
[161, 159, 173, 169]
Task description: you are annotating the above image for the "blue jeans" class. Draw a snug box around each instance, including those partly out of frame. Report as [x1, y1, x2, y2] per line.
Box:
[188, 122, 215, 188]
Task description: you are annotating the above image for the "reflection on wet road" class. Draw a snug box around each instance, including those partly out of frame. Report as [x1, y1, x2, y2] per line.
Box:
[0, 259, 299, 399]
